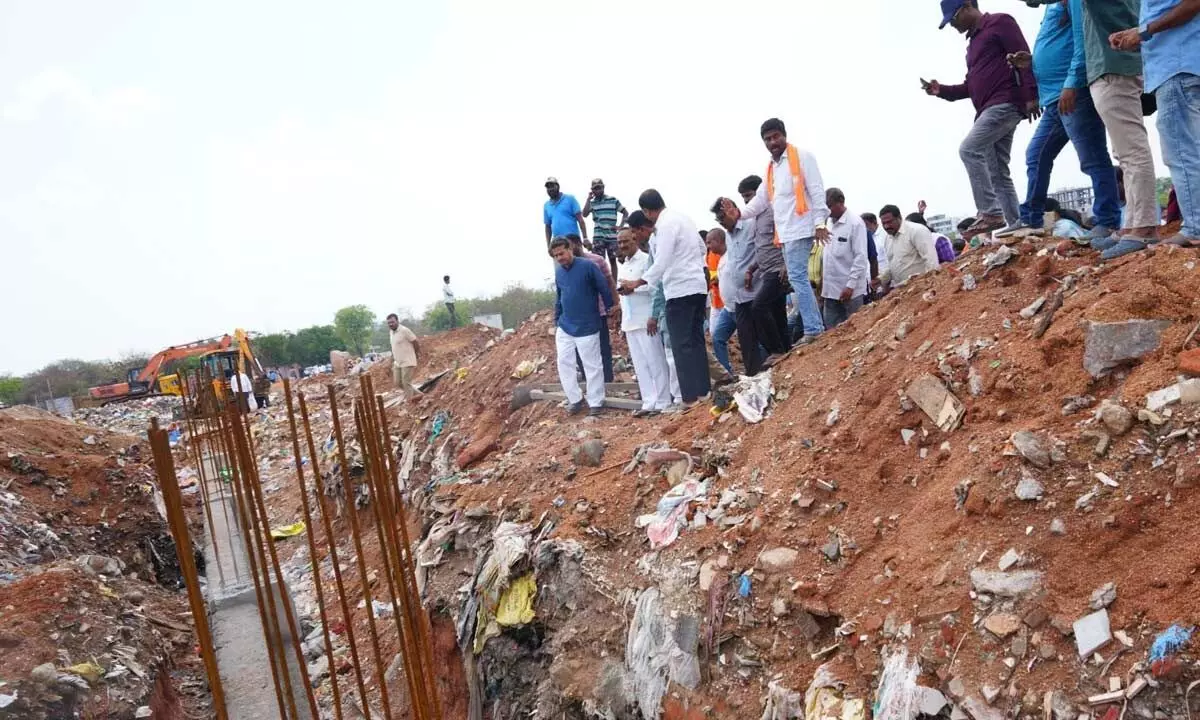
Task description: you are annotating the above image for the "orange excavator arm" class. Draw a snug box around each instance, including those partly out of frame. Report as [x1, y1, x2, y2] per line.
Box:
[134, 335, 234, 383]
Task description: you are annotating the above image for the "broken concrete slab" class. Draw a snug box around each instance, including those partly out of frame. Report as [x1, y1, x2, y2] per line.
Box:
[758, 547, 799, 572]
[1011, 430, 1052, 468]
[1089, 582, 1117, 611]
[983, 613, 1022, 638]
[917, 687, 948, 716]
[907, 374, 966, 432]
[970, 569, 1044, 598]
[997, 548, 1021, 571]
[1083, 320, 1171, 378]
[1016, 471, 1044, 501]
[962, 694, 1004, 720]
[1073, 609, 1112, 657]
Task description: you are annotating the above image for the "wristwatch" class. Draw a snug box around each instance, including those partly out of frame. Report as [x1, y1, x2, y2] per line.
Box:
[1139, 22, 1153, 41]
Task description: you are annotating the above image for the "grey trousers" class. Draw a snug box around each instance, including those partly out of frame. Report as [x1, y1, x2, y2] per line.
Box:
[960, 103, 1023, 224]
[822, 296, 863, 329]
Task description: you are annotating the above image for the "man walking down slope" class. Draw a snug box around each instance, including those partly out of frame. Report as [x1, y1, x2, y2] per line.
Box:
[925, 0, 1039, 239]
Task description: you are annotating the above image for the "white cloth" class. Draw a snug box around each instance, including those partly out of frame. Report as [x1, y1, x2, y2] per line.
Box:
[618, 250, 655, 333]
[641, 208, 707, 300]
[626, 328, 671, 411]
[875, 230, 890, 278]
[822, 210, 870, 299]
[230, 372, 258, 412]
[555, 328, 605, 408]
[664, 343, 681, 405]
[443, 283, 455, 303]
[742, 146, 830, 244]
[715, 254, 739, 309]
[882, 220, 939, 286]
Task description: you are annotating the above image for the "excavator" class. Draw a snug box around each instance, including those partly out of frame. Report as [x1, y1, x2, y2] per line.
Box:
[87, 329, 266, 405]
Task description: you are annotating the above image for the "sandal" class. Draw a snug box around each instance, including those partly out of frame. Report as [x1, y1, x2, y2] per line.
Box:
[962, 215, 1006, 240]
[1164, 235, 1200, 248]
[1100, 237, 1154, 260]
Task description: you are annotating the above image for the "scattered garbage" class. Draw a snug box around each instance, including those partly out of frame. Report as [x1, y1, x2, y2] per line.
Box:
[512, 357, 546, 379]
[270, 521, 306, 541]
[636, 478, 708, 549]
[761, 680, 803, 720]
[738, 574, 752, 598]
[981, 245, 1017, 275]
[733, 371, 775, 423]
[873, 648, 919, 720]
[805, 663, 865, 720]
[905, 374, 965, 432]
[1149, 624, 1192, 678]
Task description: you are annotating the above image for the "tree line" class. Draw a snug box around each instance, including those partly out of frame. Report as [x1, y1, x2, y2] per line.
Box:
[0, 283, 555, 406]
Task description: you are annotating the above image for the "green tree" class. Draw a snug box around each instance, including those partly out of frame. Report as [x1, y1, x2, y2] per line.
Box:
[254, 332, 294, 366]
[334, 305, 376, 356]
[291, 325, 346, 366]
[0, 376, 23, 405]
[419, 283, 554, 332]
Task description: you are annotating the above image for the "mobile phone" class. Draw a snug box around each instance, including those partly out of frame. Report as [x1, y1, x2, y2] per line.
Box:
[920, 78, 931, 89]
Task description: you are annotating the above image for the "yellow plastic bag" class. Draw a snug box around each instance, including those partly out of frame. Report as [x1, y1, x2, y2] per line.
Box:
[270, 521, 306, 540]
[64, 661, 105, 685]
[495, 573, 537, 627]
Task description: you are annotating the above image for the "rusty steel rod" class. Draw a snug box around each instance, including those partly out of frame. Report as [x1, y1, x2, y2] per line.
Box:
[148, 419, 229, 720]
[298, 393, 373, 717]
[366, 384, 443, 719]
[218, 413, 294, 719]
[228, 407, 321, 720]
[327, 384, 394, 718]
[352, 399, 427, 717]
[282, 381, 346, 720]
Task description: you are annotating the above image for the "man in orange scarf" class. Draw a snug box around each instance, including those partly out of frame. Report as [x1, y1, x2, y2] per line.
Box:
[723, 118, 829, 345]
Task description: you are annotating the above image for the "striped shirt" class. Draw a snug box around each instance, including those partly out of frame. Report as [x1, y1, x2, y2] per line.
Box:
[588, 195, 625, 244]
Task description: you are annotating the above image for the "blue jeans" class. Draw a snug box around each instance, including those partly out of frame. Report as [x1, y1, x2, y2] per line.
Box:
[711, 308, 737, 375]
[782, 238, 825, 337]
[1157, 73, 1200, 239]
[1020, 90, 1121, 230]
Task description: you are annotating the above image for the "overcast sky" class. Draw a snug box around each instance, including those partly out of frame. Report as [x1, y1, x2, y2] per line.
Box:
[0, 0, 1166, 375]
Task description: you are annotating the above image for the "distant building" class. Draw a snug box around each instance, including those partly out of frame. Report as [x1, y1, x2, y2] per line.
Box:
[927, 214, 964, 237]
[1049, 186, 1094, 217]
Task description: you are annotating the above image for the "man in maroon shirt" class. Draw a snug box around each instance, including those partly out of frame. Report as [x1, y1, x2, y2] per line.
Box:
[925, 0, 1039, 240]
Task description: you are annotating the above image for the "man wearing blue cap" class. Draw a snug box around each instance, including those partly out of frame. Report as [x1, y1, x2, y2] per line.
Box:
[924, 0, 1038, 240]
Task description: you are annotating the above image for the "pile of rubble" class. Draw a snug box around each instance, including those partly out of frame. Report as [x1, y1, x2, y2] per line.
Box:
[0, 406, 210, 718]
[73, 395, 183, 440]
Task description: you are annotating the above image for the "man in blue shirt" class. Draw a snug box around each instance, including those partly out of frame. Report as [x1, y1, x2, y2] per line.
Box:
[1006, 0, 1121, 242]
[1112, 0, 1200, 248]
[552, 236, 615, 416]
[543, 177, 588, 249]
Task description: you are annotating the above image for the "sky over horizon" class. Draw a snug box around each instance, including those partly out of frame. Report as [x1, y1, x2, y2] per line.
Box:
[0, 0, 1166, 375]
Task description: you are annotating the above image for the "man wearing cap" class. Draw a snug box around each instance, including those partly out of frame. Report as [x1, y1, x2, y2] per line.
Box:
[924, 0, 1038, 240]
[544, 178, 587, 249]
[582, 179, 628, 278]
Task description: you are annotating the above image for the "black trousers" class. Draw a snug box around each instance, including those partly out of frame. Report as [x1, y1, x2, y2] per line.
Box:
[577, 319, 615, 382]
[753, 270, 792, 356]
[664, 293, 710, 402]
[446, 303, 458, 327]
[733, 302, 764, 376]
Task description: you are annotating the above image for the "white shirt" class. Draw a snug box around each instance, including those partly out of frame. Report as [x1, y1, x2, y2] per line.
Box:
[617, 250, 655, 333]
[716, 254, 739, 308]
[641, 208, 708, 300]
[872, 228, 890, 278]
[822, 210, 870, 299]
[742, 146, 830, 244]
[443, 283, 455, 303]
[882, 220, 939, 286]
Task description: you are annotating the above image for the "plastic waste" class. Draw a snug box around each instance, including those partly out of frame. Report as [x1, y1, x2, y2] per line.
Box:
[1150, 624, 1192, 662]
[495, 573, 537, 627]
[270, 521, 306, 540]
[733, 370, 774, 423]
[738, 575, 752, 598]
[873, 648, 919, 720]
[635, 478, 708, 549]
[472, 522, 532, 653]
[805, 663, 864, 720]
[761, 681, 803, 720]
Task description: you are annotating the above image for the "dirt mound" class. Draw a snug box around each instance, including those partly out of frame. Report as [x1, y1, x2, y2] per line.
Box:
[0, 411, 210, 718]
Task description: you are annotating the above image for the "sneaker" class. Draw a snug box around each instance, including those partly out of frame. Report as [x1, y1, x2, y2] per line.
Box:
[1100, 237, 1153, 260]
[567, 401, 586, 415]
[993, 221, 1031, 238]
[588, 407, 604, 417]
[1089, 235, 1121, 252]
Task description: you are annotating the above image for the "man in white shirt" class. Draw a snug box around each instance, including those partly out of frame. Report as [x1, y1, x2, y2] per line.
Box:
[616, 230, 671, 416]
[877, 205, 939, 287]
[821, 188, 869, 329]
[442, 275, 458, 327]
[388, 313, 422, 400]
[619, 189, 710, 406]
[724, 117, 830, 345]
[226, 369, 258, 413]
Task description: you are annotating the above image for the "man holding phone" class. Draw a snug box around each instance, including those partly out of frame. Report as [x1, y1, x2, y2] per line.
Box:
[582, 179, 628, 278]
[924, 0, 1039, 240]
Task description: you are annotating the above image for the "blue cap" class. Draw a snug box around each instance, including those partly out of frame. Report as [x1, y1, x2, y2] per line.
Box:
[939, 0, 966, 28]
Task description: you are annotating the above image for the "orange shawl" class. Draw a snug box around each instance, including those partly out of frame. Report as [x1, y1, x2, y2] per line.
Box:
[765, 144, 809, 216]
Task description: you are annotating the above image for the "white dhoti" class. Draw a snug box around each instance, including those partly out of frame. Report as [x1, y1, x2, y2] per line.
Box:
[625, 328, 671, 411]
